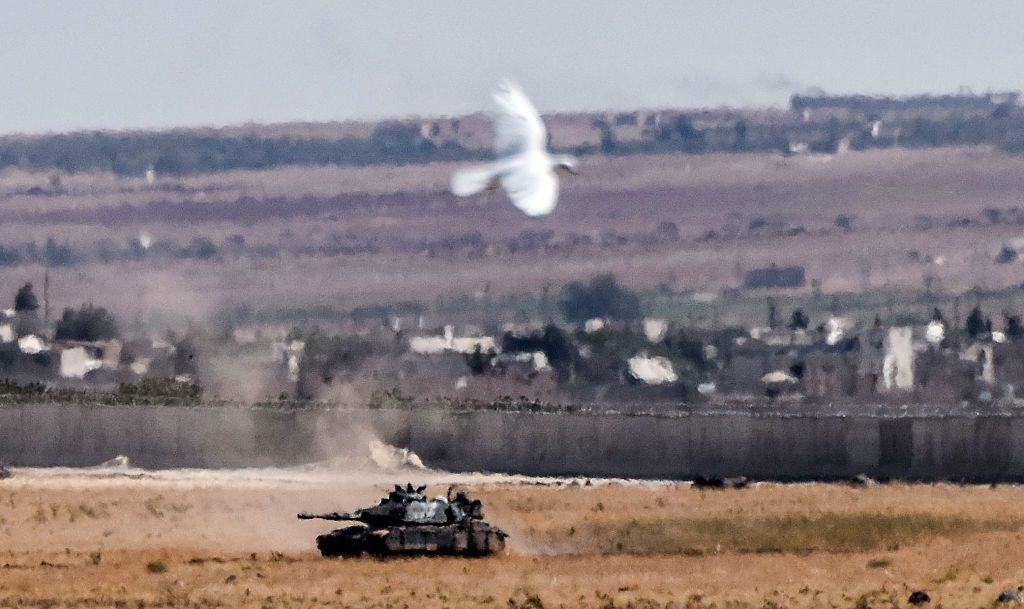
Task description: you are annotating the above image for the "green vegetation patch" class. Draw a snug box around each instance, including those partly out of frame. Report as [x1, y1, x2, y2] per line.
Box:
[582, 513, 1024, 555]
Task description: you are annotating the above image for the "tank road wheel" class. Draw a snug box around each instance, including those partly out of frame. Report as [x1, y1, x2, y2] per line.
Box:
[466, 521, 508, 556]
[315, 526, 367, 557]
[364, 528, 392, 557]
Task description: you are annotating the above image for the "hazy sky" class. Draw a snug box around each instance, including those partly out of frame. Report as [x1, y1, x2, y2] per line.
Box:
[2, 1, 1023, 134]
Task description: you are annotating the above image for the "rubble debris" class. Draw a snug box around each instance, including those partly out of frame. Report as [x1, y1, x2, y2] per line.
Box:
[627, 354, 678, 385]
[761, 370, 798, 384]
[95, 455, 131, 469]
[850, 473, 876, 486]
[692, 475, 748, 489]
[368, 440, 426, 471]
[908, 590, 931, 605]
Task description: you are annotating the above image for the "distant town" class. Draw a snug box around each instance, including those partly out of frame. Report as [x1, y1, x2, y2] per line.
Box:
[2, 268, 1021, 412]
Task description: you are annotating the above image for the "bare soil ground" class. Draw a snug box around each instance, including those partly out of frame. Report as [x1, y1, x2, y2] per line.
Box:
[2, 468, 1024, 608]
[2, 147, 1024, 322]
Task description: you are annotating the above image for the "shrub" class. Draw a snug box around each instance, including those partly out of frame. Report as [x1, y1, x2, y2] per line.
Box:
[13, 283, 38, 312]
[117, 378, 202, 401]
[559, 274, 641, 324]
[54, 305, 119, 341]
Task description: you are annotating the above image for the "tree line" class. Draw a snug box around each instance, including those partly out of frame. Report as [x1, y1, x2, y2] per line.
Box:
[0, 124, 481, 177]
[4, 94, 1024, 177]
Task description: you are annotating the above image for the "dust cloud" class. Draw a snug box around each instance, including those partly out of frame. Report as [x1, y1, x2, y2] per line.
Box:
[2, 440, 672, 555]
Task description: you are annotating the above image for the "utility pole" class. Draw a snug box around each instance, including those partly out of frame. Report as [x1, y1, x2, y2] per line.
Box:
[43, 266, 50, 325]
[482, 282, 492, 334]
[541, 284, 551, 324]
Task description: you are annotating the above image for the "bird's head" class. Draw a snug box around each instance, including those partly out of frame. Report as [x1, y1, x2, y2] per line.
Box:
[552, 155, 579, 176]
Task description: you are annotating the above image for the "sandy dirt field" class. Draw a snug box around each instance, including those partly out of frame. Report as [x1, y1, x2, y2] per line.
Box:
[2, 462, 1024, 608]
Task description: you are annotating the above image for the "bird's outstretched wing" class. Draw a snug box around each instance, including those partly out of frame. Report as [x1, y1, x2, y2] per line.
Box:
[501, 162, 558, 217]
[492, 80, 546, 157]
[450, 162, 501, 196]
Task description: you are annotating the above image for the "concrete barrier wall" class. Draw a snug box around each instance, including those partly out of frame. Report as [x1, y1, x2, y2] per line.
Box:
[2, 403, 1024, 481]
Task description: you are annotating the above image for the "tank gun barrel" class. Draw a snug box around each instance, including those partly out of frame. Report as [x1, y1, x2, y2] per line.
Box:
[297, 511, 358, 521]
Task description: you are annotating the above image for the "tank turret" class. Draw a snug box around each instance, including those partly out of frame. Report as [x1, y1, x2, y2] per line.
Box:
[298, 483, 507, 557]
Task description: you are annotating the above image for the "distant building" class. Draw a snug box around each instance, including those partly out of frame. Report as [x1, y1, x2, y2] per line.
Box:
[790, 92, 1020, 117]
[882, 327, 914, 391]
[743, 265, 806, 290]
[627, 354, 677, 385]
[409, 326, 496, 355]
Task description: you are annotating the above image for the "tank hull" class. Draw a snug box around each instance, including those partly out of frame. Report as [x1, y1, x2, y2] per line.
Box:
[316, 520, 507, 557]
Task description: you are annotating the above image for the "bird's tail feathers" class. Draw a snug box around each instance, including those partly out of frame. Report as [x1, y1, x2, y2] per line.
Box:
[450, 164, 501, 197]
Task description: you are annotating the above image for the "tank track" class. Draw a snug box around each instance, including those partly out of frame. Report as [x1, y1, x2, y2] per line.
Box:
[316, 520, 507, 557]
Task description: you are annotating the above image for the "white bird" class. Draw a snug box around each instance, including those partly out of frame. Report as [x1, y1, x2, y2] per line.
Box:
[450, 81, 577, 216]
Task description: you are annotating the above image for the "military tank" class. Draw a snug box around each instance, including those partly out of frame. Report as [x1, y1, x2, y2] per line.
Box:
[298, 483, 507, 557]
